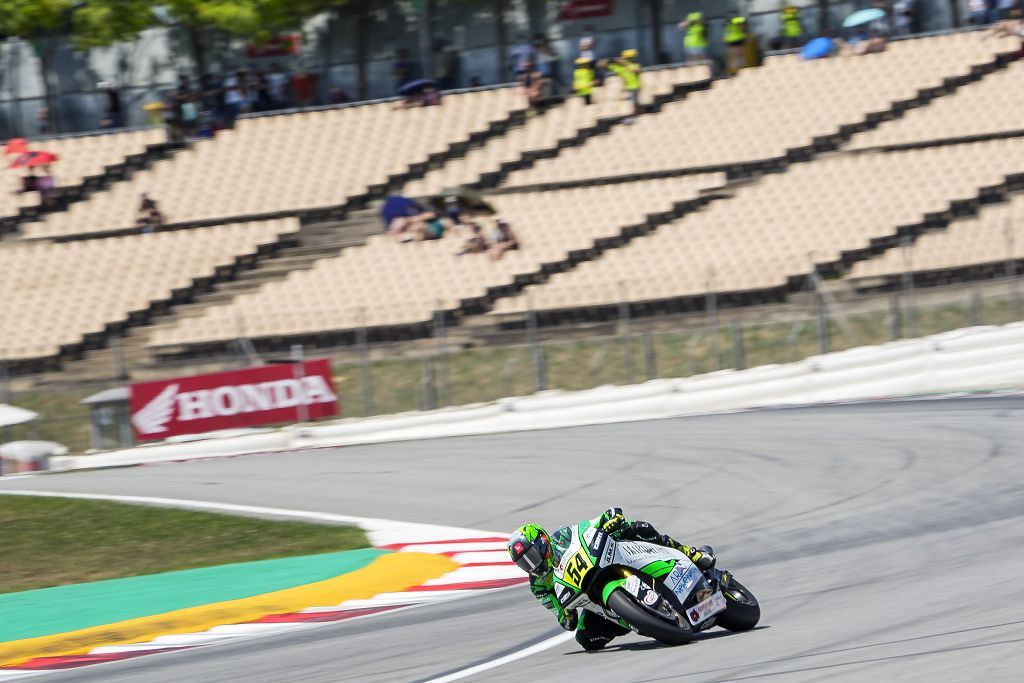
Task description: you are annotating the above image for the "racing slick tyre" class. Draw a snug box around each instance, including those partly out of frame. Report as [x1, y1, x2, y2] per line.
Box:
[715, 578, 760, 632]
[605, 588, 694, 646]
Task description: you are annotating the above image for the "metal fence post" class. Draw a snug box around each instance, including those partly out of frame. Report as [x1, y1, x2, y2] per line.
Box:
[889, 291, 902, 340]
[901, 235, 916, 338]
[420, 359, 437, 411]
[618, 281, 633, 384]
[290, 344, 309, 424]
[357, 307, 374, 416]
[527, 293, 547, 392]
[1005, 217, 1022, 321]
[433, 303, 449, 407]
[705, 269, 721, 369]
[731, 320, 746, 370]
[970, 281, 983, 327]
[643, 331, 656, 380]
[112, 334, 127, 382]
[808, 266, 830, 355]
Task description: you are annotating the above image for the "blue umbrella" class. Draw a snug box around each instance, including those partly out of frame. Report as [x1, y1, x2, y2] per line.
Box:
[398, 78, 437, 95]
[843, 8, 886, 28]
[801, 37, 835, 60]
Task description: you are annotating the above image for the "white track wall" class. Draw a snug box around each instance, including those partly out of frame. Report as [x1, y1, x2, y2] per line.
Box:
[39, 322, 1024, 472]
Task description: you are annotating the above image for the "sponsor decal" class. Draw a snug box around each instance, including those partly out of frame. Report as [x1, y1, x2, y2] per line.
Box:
[642, 590, 659, 606]
[669, 564, 702, 595]
[624, 574, 642, 596]
[513, 542, 525, 556]
[620, 543, 659, 558]
[602, 541, 615, 567]
[686, 592, 727, 625]
[130, 360, 339, 439]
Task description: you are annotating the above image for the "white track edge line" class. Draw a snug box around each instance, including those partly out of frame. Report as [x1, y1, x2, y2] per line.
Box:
[423, 631, 575, 683]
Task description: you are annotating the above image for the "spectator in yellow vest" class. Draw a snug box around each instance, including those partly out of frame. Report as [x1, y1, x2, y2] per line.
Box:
[724, 15, 749, 74]
[678, 12, 708, 63]
[781, 5, 804, 49]
[607, 49, 642, 118]
[573, 57, 596, 105]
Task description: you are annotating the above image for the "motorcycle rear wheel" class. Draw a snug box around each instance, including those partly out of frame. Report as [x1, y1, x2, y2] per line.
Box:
[715, 578, 761, 632]
[605, 588, 693, 646]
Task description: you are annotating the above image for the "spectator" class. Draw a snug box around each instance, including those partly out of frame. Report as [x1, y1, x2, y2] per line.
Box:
[16, 170, 38, 194]
[175, 74, 199, 136]
[458, 222, 488, 255]
[422, 85, 442, 106]
[578, 29, 597, 61]
[36, 165, 55, 199]
[36, 106, 50, 135]
[536, 37, 562, 94]
[678, 12, 708, 63]
[606, 49, 642, 119]
[998, 0, 1021, 20]
[969, 0, 990, 24]
[488, 217, 519, 261]
[292, 69, 317, 107]
[136, 193, 166, 232]
[511, 34, 535, 76]
[253, 69, 273, 112]
[892, 0, 914, 35]
[573, 57, 596, 105]
[200, 73, 224, 124]
[98, 81, 123, 129]
[433, 39, 460, 90]
[780, 5, 805, 49]
[415, 212, 447, 241]
[393, 49, 418, 91]
[723, 16, 749, 74]
[328, 86, 351, 105]
[443, 196, 463, 226]
[518, 58, 544, 112]
[222, 70, 247, 124]
[382, 194, 429, 239]
[266, 63, 290, 107]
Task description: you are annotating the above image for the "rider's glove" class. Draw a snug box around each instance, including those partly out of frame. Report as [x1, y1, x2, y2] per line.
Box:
[689, 545, 716, 572]
[601, 513, 627, 535]
[559, 609, 579, 631]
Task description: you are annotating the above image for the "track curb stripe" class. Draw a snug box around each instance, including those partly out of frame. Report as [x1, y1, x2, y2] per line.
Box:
[0, 493, 526, 679]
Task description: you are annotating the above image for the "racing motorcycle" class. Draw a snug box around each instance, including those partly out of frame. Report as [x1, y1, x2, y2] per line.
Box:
[552, 523, 760, 645]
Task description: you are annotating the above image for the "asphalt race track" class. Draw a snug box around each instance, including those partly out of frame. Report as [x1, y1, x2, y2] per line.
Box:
[4, 398, 1024, 682]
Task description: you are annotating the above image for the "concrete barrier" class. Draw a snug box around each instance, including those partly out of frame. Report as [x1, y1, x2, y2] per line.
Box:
[44, 322, 1024, 471]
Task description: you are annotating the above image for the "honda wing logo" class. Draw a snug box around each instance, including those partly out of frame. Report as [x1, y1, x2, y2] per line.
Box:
[131, 383, 178, 435]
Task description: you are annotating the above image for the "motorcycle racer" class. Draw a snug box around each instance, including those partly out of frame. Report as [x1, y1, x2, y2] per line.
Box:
[508, 508, 715, 650]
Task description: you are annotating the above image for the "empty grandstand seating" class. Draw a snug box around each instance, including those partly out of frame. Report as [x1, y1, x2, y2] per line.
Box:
[847, 59, 1024, 150]
[848, 196, 1024, 280]
[490, 139, 1024, 315]
[148, 175, 724, 347]
[402, 65, 711, 197]
[0, 218, 296, 360]
[1, 127, 165, 219]
[23, 88, 529, 238]
[503, 33, 1018, 187]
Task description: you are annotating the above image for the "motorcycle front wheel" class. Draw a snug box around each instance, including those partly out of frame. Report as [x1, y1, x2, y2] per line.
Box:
[605, 588, 694, 645]
[715, 577, 761, 632]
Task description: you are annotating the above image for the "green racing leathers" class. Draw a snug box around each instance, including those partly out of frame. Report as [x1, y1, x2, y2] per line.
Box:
[527, 507, 712, 650]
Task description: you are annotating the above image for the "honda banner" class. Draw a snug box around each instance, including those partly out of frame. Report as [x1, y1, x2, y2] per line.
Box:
[130, 360, 340, 440]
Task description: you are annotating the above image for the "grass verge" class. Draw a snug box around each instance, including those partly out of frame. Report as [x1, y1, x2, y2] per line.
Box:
[0, 496, 369, 594]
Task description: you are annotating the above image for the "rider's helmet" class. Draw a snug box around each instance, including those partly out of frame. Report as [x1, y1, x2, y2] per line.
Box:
[508, 524, 552, 577]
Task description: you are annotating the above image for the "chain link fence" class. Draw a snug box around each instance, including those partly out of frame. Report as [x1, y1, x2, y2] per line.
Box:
[3, 269, 1024, 454]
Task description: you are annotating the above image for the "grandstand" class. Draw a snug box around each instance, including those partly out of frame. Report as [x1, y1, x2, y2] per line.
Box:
[3, 28, 1024, 391]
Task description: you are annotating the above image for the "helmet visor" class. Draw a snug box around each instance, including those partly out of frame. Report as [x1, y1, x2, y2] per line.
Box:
[513, 543, 546, 575]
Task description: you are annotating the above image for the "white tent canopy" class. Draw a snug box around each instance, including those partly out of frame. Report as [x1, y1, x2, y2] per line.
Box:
[0, 404, 39, 428]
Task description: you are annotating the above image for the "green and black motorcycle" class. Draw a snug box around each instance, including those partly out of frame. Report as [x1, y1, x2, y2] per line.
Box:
[551, 523, 760, 645]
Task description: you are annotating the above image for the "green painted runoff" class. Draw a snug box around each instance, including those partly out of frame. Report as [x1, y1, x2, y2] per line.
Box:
[0, 548, 387, 642]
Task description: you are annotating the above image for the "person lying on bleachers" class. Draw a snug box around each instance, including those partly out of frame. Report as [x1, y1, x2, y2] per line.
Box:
[136, 193, 166, 232]
[458, 222, 488, 255]
[489, 217, 519, 261]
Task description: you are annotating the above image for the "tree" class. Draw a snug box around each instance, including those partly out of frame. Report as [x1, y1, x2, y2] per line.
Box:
[0, 0, 152, 133]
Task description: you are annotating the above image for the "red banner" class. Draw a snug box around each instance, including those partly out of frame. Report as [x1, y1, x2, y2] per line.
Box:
[130, 360, 339, 440]
[560, 0, 614, 20]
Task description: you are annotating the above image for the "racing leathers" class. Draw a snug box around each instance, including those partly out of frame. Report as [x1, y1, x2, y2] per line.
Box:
[527, 507, 713, 650]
